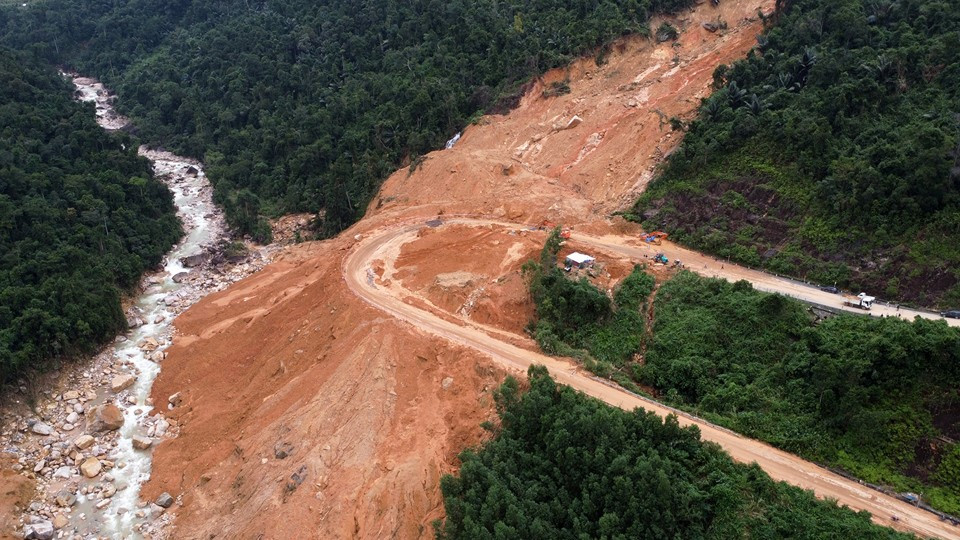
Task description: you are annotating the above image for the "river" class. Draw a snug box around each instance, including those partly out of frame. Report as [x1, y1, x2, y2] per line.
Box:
[53, 76, 226, 538]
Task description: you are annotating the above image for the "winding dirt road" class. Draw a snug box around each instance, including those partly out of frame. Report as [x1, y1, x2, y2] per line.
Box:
[344, 218, 960, 540]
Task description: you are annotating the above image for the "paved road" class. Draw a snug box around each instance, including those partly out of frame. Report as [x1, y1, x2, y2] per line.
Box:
[343, 218, 960, 539]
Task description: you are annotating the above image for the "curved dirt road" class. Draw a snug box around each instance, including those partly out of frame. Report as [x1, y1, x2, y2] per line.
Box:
[344, 218, 960, 539]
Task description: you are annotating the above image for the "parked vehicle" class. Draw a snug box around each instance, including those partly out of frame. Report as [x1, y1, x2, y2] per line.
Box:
[820, 286, 840, 294]
[942, 310, 960, 319]
[843, 292, 875, 310]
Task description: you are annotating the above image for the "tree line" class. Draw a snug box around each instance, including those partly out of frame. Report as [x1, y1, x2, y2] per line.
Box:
[642, 271, 960, 514]
[0, 48, 181, 383]
[524, 232, 960, 514]
[438, 366, 910, 539]
[2, 0, 696, 241]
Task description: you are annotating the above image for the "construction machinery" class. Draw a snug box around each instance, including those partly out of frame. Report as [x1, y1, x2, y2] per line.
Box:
[643, 231, 669, 245]
[539, 221, 571, 239]
[844, 292, 875, 310]
[653, 253, 669, 265]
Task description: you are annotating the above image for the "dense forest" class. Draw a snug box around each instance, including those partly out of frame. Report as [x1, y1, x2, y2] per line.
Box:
[438, 366, 910, 539]
[632, 0, 960, 308]
[1, 0, 695, 241]
[0, 48, 181, 383]
[524, 231, 960, 513]
[523, 228, 653, 389]
[641, 272, 960, 513]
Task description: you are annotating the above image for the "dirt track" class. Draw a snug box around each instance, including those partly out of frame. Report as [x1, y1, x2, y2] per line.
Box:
[345, 218, 960, 540]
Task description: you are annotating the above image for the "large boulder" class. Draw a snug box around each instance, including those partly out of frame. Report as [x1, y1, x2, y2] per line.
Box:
[155, 492, 174, 508]
[23, 521, 54, 540]
[87, 404, 124, 432]
[30, 422, 53, 436]
[180, 253, 208, 268]
[51, 514, 68, 530]
[74, 434, 95, 450]
[79, 457, 102, 478]
[132, 435, 153, 450]
[110, 374, 136, 393]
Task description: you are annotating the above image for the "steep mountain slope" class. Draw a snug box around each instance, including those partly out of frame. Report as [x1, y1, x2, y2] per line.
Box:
[633, 0, 960, 307]
[142, 1, 776, 536]
[1, 0, 698, 240]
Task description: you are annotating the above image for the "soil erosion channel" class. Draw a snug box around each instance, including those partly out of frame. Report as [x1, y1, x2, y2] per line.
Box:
[345, 218, 960, 540]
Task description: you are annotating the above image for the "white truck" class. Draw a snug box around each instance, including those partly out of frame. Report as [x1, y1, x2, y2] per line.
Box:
[844, 292, 875, 310]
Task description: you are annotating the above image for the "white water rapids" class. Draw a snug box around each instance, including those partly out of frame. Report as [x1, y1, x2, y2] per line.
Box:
[67, 76, 227, 538]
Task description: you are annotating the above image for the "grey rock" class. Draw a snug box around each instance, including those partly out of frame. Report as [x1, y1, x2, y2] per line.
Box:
[31, 422, 53, 436]
[285, 465, 307, 493]
[155, 492, 174, 508]
[23, 520, 54, 540]
[180, 253, 208, 268]
[274, 441, 295, 460]
[55, 490, 77, 507]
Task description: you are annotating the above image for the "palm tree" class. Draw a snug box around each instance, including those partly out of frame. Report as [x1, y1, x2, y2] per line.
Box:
[727, 81, 748, 107]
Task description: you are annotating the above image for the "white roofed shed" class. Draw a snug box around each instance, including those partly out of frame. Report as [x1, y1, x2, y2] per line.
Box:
[565, 252, 595, 269]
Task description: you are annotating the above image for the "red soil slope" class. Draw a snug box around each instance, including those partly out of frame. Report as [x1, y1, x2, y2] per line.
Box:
[144, 1, 774, 537]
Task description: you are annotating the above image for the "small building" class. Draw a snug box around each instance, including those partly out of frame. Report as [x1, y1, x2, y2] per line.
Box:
[564, 252, 595, 269]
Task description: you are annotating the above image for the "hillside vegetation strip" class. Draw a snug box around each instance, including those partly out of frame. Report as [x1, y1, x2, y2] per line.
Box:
[2, 0, 696, 240]
[525, 231, 960, 514]
[642, 272, 960, 514]
[523, 227, 654, 389]
[632, 0, 960, 308]
[0, 48, 181, 383]
[437, 366, 911, 539]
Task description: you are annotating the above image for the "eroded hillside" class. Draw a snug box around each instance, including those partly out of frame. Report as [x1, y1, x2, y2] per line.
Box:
[144, 1, 775, 537]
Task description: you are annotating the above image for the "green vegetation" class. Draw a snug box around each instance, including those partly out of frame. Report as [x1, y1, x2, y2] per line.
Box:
[524, 228, 653, 385]
[525, 229, 960, 512]
[632, 0, 960, 308]
[641, 272, 960, 513]
[1, 0, 696, 240]
[0, 48, 181, 383]
[437, 366, 910, 539]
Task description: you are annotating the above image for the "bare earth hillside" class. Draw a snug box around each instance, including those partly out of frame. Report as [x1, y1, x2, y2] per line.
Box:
[144, 1, 780, 538]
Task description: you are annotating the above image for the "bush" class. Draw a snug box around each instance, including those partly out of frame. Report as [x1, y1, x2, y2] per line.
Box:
[526, 231, 653, 372]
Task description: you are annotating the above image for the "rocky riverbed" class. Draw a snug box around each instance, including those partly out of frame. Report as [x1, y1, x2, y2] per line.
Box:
[0, 76, 276, 539]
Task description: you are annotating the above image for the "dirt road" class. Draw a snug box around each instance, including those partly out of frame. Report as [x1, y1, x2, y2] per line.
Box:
[344, 218, 960, 540]
[575, 231, 960, 328]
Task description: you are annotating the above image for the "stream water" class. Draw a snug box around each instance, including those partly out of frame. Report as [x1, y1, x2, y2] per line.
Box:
[67, 76, 227, 538]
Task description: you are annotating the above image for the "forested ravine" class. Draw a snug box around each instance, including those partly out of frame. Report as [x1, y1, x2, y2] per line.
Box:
[9, 76, 257, 539]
